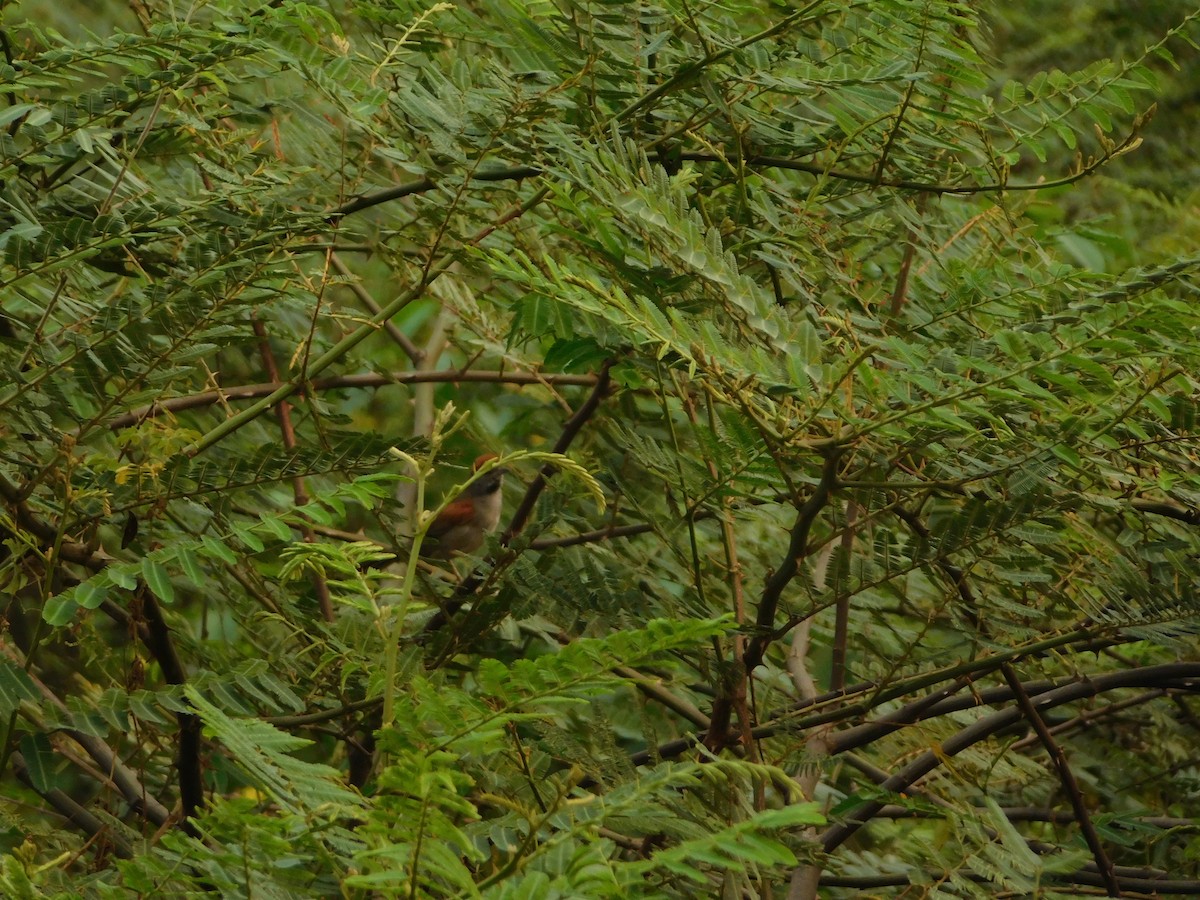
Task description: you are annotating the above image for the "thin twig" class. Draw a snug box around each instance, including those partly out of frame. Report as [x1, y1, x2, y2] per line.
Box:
[502, 360, 615, 542]
[136, 585, 203, 831]
[328, 137, 1138, 224]
[1001, 663, 1121, 897]
[818, 871, 1199, 893]
[829, 500, 858, 692]
[329, 253, 424, 364]
[1010, 689, 1164, 752]
[818, 663, 1200, 854]
[529, 522, 653, 549]
[330, 166, 540, 218]
[11, 752, 133, 858]
[105, 370, 598, 430]
[252, 319, 335, 623]
[265, 697, 382, 727]
[743, 451, 840, 673]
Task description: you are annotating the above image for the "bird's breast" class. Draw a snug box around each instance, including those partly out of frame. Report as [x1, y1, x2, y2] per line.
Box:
[474, 490, 503, 532]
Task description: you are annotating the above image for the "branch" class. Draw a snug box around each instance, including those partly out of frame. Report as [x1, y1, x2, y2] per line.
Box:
[0, 473, 108, 571]
[701, 451, 838, 753]
[11, 751, 133, 858]
[253, 318, 334, 624]
[329, 252, 423, 364]
[529, 522, 653, 549]
[265, 697, 382, 727]
[829, 501, 858, 692]
[616, 666, 711, 730]
[1131, 498, 1200, 526]
[330, 165, 541, 218]
[325, 136, 1139, 225]
[184, 186, 552, 457]
[1, 640, 172, 828]
[137, 585, 204, 830]
[610, 628, 1096, 784]
[106, 370, 598, 430]
[1010, 688, 1164, 752]
[818, 662, 1200, 853]
[1001, 663, 1121, 897]
[819, 871, 1200, 894]
[679, 144, 1137, 195]
[502, 360, 615, 542]
[743, 452, 840, 672]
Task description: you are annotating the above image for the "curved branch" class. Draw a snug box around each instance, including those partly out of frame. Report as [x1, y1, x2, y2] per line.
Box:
[608, 629, 1097, 784]
[744, 451, 840, 672]
[137, 585, 203, 831]
[1132, 498, 1200, 526]
[328, 253, 424, 364]
[1001, 663, 1120, 897]
[502, 359, 615, 542]
[818, 871, 1200, 894]
[11, 751, 133, 859]
[330, 165, 541, 219]
[818, 662, 1200, 853]
[105, 370, 599, 430]
[325, 138, 1138, 225]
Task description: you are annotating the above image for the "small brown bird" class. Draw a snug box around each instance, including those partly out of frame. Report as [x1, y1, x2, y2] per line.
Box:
[421, 454, 507, 558]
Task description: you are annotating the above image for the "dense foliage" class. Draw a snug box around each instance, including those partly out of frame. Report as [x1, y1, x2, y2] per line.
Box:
[1, 0, 1199, 895]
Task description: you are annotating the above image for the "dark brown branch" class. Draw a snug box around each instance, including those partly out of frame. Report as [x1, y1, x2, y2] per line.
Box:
[828, 676, 1058, 755]
[502, 360, 615, 542]
[529, 522, 653, 549]
[595, 639, 1154, 793]
[105, 370, 599, 430]
[819, 871, 1200, 894]
[330, 165, 541, 218]
[616, 631, 1096, 782]
[1001, 663, 1121, 897]
[265, 697, 382, 727]
[11, 751, 133, 858]
[326, 139, 1133, 223]
[616, 666, 711, 730]
[743, 452, 840, 673]
[1131, 498, 1200, 526]
[818, 663, 1200, 854]
[1010, 689, 1164, 752]
[137, 585, 204, 831]
[702, 452, 838, 753]
[2, 645, 173, 827]
[0, 474, 107, 571]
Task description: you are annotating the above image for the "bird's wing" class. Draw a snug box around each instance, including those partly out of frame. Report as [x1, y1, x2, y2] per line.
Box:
[426, 499, 476, 537]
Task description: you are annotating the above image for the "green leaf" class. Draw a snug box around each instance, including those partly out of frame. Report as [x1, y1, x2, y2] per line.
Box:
[141, 559, 175, 604]
[18, 733, 55, 793]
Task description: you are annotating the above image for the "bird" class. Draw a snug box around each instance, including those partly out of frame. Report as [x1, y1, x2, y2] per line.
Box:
[421, 454, 508, 558]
